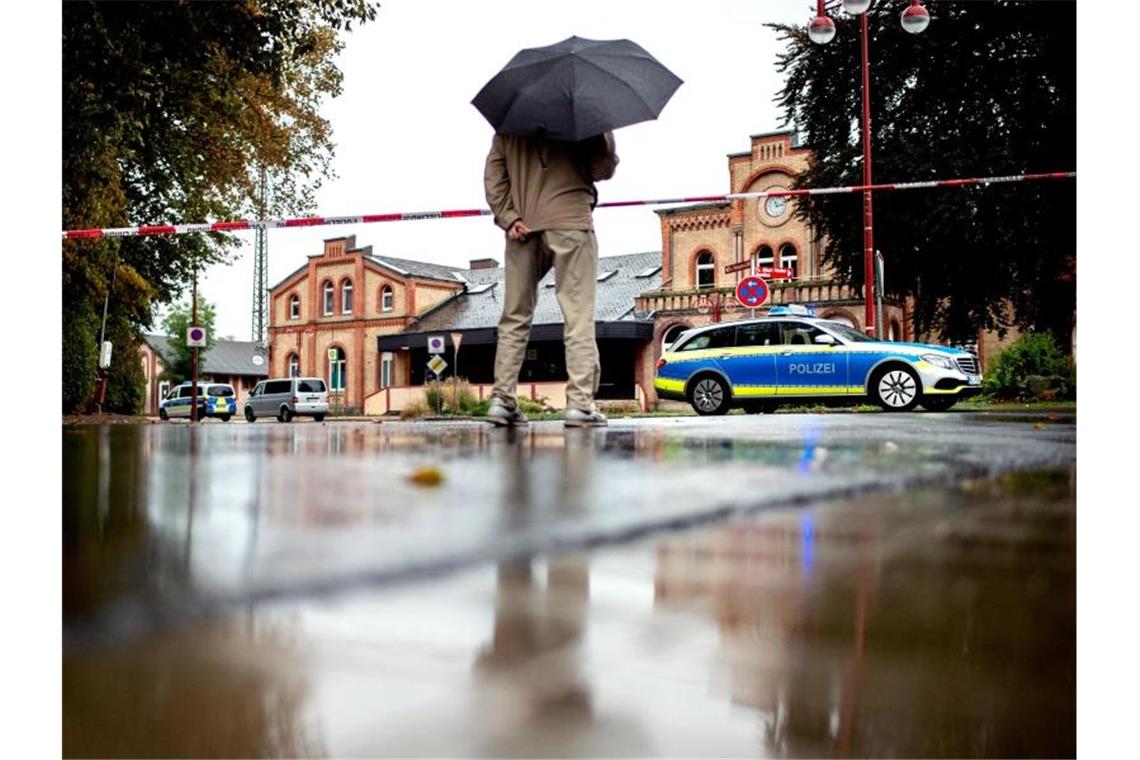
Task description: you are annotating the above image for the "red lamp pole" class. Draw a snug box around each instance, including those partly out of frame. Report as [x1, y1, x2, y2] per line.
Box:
[809, 0, 930, 339]
[859, 8, 876, 337]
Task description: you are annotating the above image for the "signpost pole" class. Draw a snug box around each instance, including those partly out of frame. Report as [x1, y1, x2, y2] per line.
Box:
[191, 271, 198, 423]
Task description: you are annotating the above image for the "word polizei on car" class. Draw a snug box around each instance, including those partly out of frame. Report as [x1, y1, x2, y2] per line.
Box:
[654, 305, 982, 414]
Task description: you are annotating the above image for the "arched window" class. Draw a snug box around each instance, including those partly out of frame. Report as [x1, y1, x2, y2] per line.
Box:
[287, 353, 300, 378]
[289, 294, 300, 320]
[341, 279, 353, 314]
[329, 347, 346, 391]
[756, 245, 774, 269]
[778, 243, 798, 279]
[696, 251, 715, 289]
[322, 281, 334, 316]
[662, 324, 690, 353]
[381, 285, 394, 312]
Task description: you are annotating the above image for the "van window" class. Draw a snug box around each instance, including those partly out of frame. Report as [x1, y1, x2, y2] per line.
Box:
[178, 386, 195, 399]
[207, 385, 234, 397]
[297, 379, 326, 393]
[265, 380, 292, 395]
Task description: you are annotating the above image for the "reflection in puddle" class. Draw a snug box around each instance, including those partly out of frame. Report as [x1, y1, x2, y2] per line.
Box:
[63, 422, 1074, 757]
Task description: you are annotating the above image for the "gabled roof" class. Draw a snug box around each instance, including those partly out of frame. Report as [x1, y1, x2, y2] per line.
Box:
[144, 335, 269, 378]
[409, 251, 662, 333]
[367, 255, 466, 283]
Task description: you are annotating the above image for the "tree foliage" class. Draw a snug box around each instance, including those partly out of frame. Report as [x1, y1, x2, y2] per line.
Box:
[770, 1, 1075, 343]
[62, 0, 378, 412]
[160, 299, 219, 386]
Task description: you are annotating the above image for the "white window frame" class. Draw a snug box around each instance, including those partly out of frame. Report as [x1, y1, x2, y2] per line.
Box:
[323, 282, 334, 316]
[341, 280, 353, 314]
[381, 351, 394, 389]
[696, 251, 715, 290]
[288, 354, 300, 378]
[289, 294, 300, 320]
[381, 286, 394, 312]
[756, 245, 774, 269]
[778, 243, 798, 279]
[329, 348, 346, 392]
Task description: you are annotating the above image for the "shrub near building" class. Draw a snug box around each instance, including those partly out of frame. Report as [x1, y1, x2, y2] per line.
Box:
[982, 333, 1075, 402]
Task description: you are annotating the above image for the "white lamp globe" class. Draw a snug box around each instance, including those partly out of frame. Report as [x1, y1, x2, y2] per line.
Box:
[842, 0, 873, 14]
[808, 15, 837, 44]
[900, 3, 931, 34]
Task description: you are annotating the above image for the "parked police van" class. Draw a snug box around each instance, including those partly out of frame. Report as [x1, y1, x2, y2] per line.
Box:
[243, 377, 329, 422]
[159, 382, 236, 421]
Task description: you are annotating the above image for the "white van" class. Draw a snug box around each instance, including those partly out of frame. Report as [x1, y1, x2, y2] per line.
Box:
[244, 377, 329, 422]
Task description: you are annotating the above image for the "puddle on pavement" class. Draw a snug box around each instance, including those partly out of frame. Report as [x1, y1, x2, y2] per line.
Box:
[63, 422, 1075, 757]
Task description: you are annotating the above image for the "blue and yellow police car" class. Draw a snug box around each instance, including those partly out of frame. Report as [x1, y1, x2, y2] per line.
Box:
[158, 381, 237, 421]
[654, 305, 982, 414]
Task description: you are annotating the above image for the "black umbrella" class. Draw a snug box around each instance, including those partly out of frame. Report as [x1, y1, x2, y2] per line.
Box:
[472, 36, 683, 142]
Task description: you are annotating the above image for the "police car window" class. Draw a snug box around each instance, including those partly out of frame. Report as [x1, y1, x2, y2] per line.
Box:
[297, 379, 325, 393]
[677, 326, 735, 351]
[207, 386, 234, 397]
[736, 322, 781, 347]
[777, 321, 825, 346]
[178, 387, 195, 399]
[822, 321, 876, 342]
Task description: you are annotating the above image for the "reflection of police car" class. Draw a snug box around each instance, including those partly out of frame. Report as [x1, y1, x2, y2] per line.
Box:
[655, 305, 982, 414]
[159, 382, 237, 421]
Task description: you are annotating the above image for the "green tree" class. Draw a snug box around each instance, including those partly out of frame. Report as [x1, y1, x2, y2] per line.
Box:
[62, 0, 378, 412]
[160, 299, 219, 386]
[770, 1, 1075, 344]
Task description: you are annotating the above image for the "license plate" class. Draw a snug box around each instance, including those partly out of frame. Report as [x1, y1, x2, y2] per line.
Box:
[307, 396, 319, 402]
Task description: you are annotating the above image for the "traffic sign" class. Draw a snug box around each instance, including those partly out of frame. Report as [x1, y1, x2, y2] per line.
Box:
[724, 260, 752, 275]
[427, 354, 448, 376]
[450, 332, 463, 351]
[735, 276, 770, 309]
[756, 266, 793, 280]
[186, 326, 206, 347]
[427, 335, 445, 354]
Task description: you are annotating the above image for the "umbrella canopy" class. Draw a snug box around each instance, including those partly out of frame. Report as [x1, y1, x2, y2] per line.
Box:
[472, 36, 683, 142]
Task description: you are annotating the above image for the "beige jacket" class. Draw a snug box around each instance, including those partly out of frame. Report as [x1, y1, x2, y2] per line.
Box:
[484, 132, 618, 233]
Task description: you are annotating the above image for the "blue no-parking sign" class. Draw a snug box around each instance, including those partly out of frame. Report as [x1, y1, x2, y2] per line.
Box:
[735, 276, 769, 309]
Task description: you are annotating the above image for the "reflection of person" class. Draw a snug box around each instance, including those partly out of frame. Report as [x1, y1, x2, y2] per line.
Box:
[483, 131, 618, 428]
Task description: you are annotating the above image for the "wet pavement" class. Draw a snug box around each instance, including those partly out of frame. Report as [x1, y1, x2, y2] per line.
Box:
[63, 412, 1075, 757]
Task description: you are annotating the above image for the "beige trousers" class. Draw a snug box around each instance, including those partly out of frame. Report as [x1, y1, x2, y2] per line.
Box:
[493, 229, 600, 410]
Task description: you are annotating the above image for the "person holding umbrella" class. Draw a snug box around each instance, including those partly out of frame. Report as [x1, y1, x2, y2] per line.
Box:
[473, 36, 682, 428]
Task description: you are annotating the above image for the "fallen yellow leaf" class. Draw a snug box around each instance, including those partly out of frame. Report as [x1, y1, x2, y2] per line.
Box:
[408, 466, 444, 486]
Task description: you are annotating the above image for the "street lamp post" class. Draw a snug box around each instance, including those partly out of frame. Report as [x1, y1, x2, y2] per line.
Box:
[809, 0, 930, 338]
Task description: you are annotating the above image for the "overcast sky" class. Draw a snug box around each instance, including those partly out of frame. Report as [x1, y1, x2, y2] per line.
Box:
[198, 0, 814, 339]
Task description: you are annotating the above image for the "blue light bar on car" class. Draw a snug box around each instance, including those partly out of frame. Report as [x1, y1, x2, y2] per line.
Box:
[768, 304, 816, 317]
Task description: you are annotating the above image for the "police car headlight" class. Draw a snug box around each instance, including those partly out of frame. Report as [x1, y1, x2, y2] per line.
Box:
[921, 353, 956, 370]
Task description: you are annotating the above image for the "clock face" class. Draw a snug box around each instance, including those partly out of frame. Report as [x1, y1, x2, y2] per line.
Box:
[765, 196, 788, 218]
[758, 185, 791, 227]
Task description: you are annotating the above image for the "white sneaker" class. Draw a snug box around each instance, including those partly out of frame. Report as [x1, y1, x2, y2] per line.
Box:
[564, 407, 607, 427]
[486, 397, 528, 426]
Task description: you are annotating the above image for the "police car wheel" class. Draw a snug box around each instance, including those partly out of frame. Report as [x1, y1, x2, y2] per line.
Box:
[872, 366, 921, 412]
[921, 396, 957, 412]
[159, 408, 168, 421]
[219, 414, 231, 422]
[245, 407, 256, 422]
[689, 375, 730, 416]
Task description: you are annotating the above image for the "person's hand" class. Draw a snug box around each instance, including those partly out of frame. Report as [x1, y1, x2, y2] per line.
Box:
[507, 220, 531, 242]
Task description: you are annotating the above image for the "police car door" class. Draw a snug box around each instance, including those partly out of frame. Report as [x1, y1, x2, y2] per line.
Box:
[725, 322, 780, 398]
[774, 321, 850, 397]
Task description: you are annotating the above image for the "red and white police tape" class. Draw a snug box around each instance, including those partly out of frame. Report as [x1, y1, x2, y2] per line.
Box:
[61, 170, 1075, 240]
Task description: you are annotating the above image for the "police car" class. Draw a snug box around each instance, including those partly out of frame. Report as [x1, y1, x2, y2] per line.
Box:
[158, 382, 237, 421]
[654, 305, 982, 414]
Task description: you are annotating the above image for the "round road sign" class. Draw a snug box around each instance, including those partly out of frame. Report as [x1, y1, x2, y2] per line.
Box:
[735, 276, 770, 309]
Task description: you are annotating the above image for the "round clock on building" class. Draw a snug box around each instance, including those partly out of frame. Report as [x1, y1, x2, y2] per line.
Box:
[758, 185, 791, 227]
